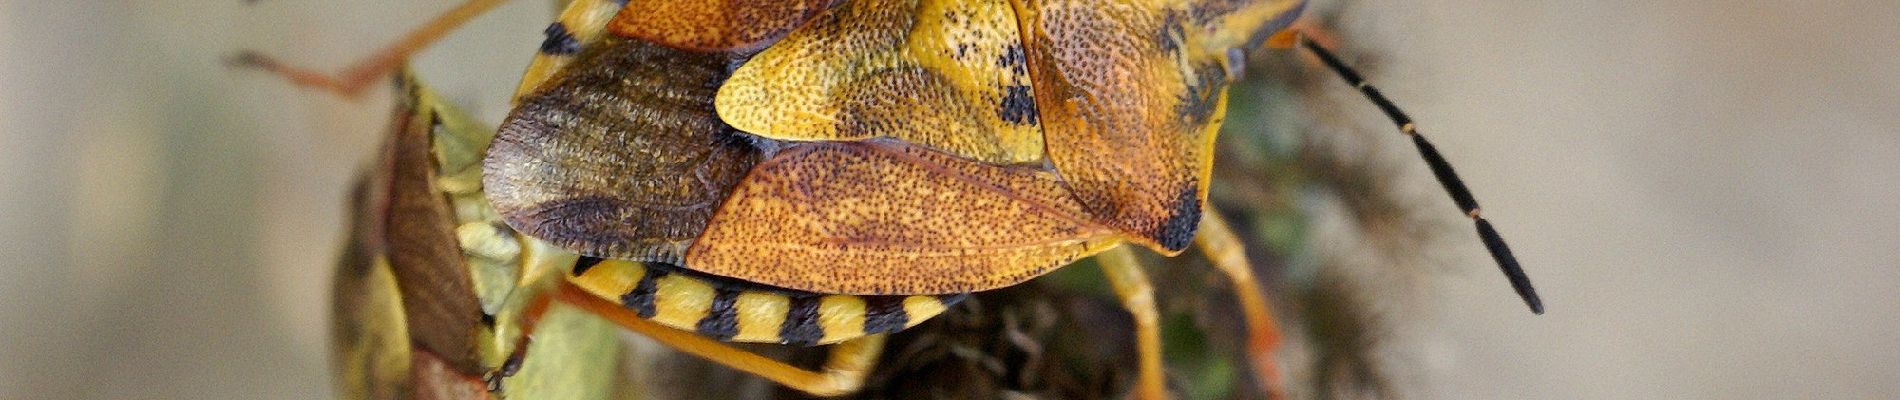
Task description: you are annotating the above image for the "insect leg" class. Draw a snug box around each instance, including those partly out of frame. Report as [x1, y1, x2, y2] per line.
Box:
[1296, 33, 1545, 314]
[1097, 245, 1169, 400]
[1193, 211, 1285, 398]
[500, 280, 882, 397]
[232, 0, 516, 98]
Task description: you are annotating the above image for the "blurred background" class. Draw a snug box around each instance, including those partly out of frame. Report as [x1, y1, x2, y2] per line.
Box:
[2, 0, 1897, 398]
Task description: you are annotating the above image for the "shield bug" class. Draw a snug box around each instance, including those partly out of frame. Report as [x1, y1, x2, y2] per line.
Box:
[247, 0, 1544, 398]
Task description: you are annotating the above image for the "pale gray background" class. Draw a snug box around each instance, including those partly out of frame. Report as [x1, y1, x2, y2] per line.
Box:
[2, 1, 1895, 398]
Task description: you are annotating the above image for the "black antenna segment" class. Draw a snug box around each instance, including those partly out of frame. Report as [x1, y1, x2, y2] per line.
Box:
[1297, 34, 1544, 315]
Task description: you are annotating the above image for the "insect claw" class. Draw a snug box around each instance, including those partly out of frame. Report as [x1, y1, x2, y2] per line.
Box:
[484, 346, 527, 393]
[483, 372, 503, 393]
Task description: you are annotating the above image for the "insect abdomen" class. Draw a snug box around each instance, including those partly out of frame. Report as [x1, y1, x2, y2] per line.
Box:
[569, 257, 964, 346]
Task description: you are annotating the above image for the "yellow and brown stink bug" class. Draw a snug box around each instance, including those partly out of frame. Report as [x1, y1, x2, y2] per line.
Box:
[245, 0, 1544, 398]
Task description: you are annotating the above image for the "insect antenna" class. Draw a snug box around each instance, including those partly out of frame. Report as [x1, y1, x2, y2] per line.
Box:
[1297, 34, 1544, 315]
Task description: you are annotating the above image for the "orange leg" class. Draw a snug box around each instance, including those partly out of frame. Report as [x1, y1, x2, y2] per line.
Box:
[231, 0, 514, 98]
[1097, 246, 1169, 400]
[1195, 212, 1286, 399]
[494, 281, 882, 397]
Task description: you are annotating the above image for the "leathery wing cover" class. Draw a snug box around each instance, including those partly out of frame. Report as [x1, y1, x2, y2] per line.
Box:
[484, 38, 762, 265]
[686, 140, 1122, 294]
[607, 0, 837, 53]
[716, 0, 1303, 255]
[487, 0, 1307, 295]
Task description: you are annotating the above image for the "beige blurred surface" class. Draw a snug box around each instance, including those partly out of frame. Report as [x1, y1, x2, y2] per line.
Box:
[2, 1, 1897, 399]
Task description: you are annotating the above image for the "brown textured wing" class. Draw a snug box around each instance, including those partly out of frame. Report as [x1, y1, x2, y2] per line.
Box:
[484, 38, 761, 262]
[685, 141, 1120, 295]
[608, 0, 836, 52]
[378, 79, 488, 375]
[1012, 0, 1234, 254]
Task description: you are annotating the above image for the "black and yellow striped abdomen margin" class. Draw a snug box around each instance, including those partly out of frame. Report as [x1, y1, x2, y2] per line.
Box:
[565, 256, 965, 346]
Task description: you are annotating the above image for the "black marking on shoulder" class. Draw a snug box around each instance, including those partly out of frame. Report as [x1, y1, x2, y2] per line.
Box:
[861, 296, 909, 334]
[540, 23, 581, 55]
[480, 312, 497, 327]
[572, 256, 606, 276]
[1155, 186, 1202, 252]
[997, 45, 1027, 74]
[997, 85, 1039, 125]
[695, 288, 741, 341]
[780, 295, 824, 346]
[620, 268, 665, 318]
